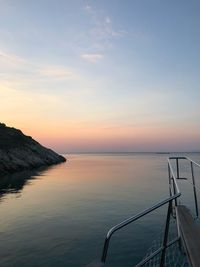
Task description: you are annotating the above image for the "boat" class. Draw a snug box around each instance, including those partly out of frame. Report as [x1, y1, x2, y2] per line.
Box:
[87, 156, 200, 267]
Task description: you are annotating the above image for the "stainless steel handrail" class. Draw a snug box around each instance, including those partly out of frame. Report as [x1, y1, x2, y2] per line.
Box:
[169, 156, 200, 168]
[100, 156, 200, 266]
[169, 156, 200, 219]
[101, 158, 181, 264]
[101, 195, 180, 265]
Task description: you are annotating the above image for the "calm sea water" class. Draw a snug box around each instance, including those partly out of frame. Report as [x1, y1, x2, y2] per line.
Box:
[0, 153, 200, 267]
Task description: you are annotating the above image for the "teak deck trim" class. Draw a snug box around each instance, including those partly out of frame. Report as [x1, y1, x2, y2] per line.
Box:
[177, 205, 200, 267]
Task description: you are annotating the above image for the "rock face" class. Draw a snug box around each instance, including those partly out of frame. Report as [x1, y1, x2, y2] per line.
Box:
[0, 123, 66, 175]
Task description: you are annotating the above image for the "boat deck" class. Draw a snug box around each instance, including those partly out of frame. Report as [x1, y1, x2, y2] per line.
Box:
[86, 157, 200, 267]
[177, 205, 200, 267]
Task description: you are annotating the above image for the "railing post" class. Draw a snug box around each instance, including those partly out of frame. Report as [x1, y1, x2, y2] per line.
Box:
[191, 162, 199, 218]
[168, 163, 172, 197]
[173, 178, 178, 208]
[176, 158, 180, 179]
[101, 237, 110, 263]
[160, 200, 172, 267]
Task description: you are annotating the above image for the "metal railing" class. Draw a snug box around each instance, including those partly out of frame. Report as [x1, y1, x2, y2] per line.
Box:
[168, 157, 200, 219]
[100, 156, 200, 267]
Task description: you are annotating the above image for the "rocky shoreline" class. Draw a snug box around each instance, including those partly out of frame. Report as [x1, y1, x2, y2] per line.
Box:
[0, 123, 66, 175]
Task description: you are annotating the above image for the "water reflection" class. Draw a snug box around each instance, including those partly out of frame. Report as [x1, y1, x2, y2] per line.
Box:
[0, 154, 199, 267]
[0, 166, 51, 200]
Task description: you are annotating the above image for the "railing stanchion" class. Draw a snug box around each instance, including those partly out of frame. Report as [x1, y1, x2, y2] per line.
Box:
[176, 158, 180, 179]
[100, 156, 200, 266]
[173, 178, 178, 207]
[168, 163, 172, 197]
[160, 200, 172, 267]
[101, 237, 110, 263]
[191, 162, 199, 218]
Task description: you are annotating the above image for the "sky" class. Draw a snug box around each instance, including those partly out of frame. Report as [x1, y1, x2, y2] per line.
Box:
[0, 0, 200, 153]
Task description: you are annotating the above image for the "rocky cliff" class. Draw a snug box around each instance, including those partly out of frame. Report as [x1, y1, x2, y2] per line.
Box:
[0, 123, 66, 175]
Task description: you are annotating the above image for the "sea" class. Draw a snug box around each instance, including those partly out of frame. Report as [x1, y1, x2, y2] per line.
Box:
[0, 153, 200, 267]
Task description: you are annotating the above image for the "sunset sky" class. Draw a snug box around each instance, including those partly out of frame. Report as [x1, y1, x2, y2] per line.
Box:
[0, 0, 200, 153]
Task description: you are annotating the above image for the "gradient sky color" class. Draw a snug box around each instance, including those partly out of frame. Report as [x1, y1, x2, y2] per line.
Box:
[0, 0, 200, 153]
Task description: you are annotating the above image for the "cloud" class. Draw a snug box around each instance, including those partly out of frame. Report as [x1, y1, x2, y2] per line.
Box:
[0, 50, 26, 66]
[85, 5, 92, 11]
[38, 66, 73, 78]
[0, 49, 77, 86]
[83, 4, 127, 54]
[105, 16, 111, 24]
[81, 53, 103, 63]
[0, 51, 26, 64]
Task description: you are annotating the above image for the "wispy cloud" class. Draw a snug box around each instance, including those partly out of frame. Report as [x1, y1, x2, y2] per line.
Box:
[0, 49, 76, 81]
[85, 5, 92, 12]
[0, 49, 95, 108]
[81, 53, 103, 63]
[82, 4, 127, 56]
[87, 9, 126, 40]
[0, 50, 26, 66]
[38, 66, 73, 78]
[105, 16, 111, 24]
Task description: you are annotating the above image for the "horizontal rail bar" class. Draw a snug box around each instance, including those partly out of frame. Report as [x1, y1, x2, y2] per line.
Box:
[135, 236, 180, 267]
[100, 156, 200, 265]
[169, 156, 200, 168]
[106, 196, 180, 240]
[101, 194, 180, 262]
[135, 247, 163, 267]
[169, 157, 186, 160]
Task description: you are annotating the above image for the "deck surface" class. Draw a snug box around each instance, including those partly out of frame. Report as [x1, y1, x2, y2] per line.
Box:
[177, 205, 200, 267]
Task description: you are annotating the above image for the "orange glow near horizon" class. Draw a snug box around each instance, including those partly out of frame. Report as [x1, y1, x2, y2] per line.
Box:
[0, 63, 199, 154]
[1, 1, 200, 154]
[6, 120, 197, 153]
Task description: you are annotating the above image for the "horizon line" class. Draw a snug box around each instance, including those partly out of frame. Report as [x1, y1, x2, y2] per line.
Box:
[61, 151, 200, 154]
